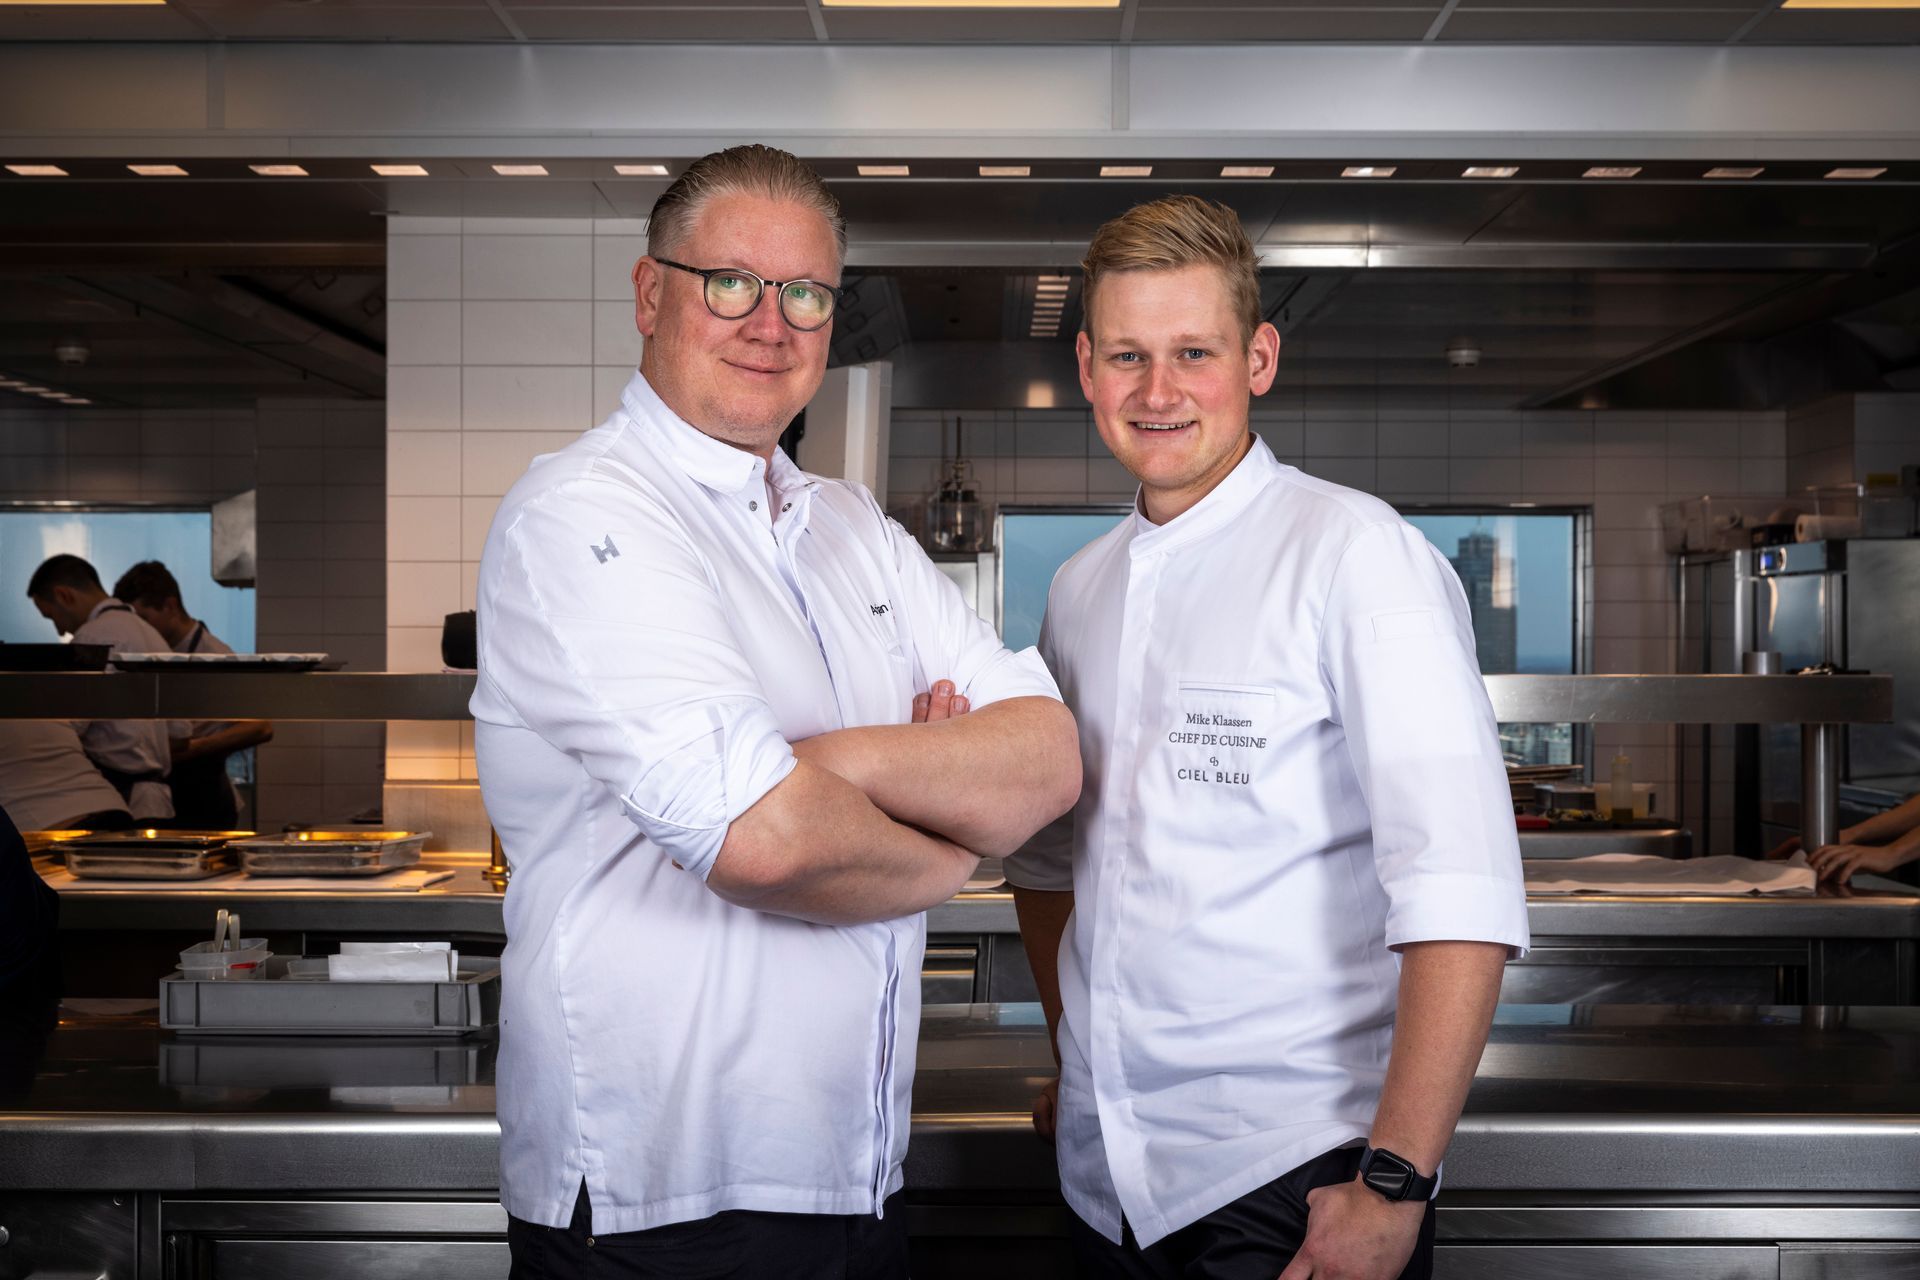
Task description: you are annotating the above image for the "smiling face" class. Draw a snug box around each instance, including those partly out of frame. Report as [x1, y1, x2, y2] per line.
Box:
[1078, 263, 1280, 524]
[634, 192, 839, 459]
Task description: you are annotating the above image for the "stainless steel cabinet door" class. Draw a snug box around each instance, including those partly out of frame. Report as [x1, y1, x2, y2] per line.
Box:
[1436, 1245, 1777, 1279]
[207, 1239, 510, 1280]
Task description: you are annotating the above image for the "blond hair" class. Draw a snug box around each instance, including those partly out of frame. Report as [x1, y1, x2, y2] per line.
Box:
[647, 144, 846, 267]
[1081, 194, 1261, 343]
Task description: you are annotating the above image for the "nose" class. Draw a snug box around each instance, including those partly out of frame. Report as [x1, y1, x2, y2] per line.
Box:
[740, 287, 791, 343]
[1140, 360, 1181, 412]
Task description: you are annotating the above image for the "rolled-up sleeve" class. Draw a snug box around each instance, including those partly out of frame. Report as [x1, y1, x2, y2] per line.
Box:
[1319, 522, 1530, 957]
[884, 513, 1061, 710]
[475, 480, 795, 881]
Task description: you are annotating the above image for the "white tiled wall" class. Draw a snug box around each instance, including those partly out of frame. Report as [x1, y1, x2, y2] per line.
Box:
[891, 402, 1805, 817]
[385, 215, 647, 786]
[0, 405, 255, 503]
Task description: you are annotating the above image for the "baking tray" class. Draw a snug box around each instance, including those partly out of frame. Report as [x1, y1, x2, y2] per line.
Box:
[160, 957, 501, 1037]
[61, 829, 252, 852]
[67, 849, 236, 880]
[110, 652, 336, 672]
[229, 830, 429, 877]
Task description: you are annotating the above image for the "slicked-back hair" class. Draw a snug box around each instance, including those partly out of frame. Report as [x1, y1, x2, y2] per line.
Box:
[1081, 194, 1262, 345]
[646, 144, 846, 268]
[27, 553, 102, 599]
[113, 560, 183, 609]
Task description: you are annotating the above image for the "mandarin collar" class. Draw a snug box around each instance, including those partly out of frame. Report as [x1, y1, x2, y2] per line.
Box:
[1128, 433, 1282, 559]
[619, 369, 769, 497]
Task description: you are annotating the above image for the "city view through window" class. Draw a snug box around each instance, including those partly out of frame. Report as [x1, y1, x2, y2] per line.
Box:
[1405, 512, 1579, 767]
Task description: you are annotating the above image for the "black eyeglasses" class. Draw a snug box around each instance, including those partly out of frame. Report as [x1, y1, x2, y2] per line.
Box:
[651, 257, 841, 333]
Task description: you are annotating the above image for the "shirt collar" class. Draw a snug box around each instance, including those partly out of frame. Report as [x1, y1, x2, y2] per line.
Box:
[618, 369, 770, 498]
[1129, 432, 1282, 558]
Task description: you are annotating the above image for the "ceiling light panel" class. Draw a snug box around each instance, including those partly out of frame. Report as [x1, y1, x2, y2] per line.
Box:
[1825, 166, 1887, 179]
[614, 163, 669, 176]
[1462, 166, 1519, 178]
[1782, 0, 1920, 8]
[1342, 166, 1396, 178]
[826, 0, 1118, 6]
[1100, 165, 1152, 178]
[5, 165, 67, 177]
[492, 164, 548, 177]
[371, 164, 429, 177]
[1705, 166, 1763, 179]
[128, 164, 187, 177]
[979, 165, 1031, 177]
[1221, 165, 1274, 178]
[858, 165, 911, 177]
[1583, 166, 1642, 179]
[250, 164, 308, 177]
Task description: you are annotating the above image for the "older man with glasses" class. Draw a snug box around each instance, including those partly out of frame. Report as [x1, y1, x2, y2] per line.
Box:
[472, 144, 1081, 1280]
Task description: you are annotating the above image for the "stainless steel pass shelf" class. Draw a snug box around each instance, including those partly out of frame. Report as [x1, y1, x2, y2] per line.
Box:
[0, 672, 1895, 724]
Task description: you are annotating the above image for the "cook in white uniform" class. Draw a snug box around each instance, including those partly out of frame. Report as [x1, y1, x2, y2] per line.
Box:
[1005, 196, 1529, 1280]
[472, 145, 1080, 1279]
[113, 560, 273, 828]
[26, 555, 173, 821]
[0, 721, 133, 832]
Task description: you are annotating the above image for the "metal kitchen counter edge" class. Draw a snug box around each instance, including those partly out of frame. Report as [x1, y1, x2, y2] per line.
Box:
[2, 1003, 1919, 1194]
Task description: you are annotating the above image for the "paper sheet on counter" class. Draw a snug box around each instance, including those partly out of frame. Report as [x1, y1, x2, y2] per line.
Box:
[1524, 852, 1815, 896]
[42, 866, 457, 893]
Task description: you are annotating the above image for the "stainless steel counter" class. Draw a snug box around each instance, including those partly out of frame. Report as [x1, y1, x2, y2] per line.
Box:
[3, 1002, 1919, 1195]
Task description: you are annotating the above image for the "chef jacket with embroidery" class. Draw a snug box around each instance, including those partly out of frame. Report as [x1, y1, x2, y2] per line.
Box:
[1004, 435, 1530, 1248]
[472, 370, 1061, 1236]
[71, 599, 173, 820]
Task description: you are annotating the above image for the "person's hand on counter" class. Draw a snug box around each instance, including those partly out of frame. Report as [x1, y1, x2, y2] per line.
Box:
[1807, 841, 1916, 885]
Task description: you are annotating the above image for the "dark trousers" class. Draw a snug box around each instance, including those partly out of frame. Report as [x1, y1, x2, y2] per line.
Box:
[1072, 1145, 1436, 1280]
[507, 1182, 910, 1280]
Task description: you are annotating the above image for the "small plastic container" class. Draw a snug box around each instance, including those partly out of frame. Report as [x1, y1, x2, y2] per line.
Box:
[179, 938, 272, 980]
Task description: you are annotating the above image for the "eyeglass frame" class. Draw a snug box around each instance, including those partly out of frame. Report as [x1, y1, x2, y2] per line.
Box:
[646, 256, 844, 333]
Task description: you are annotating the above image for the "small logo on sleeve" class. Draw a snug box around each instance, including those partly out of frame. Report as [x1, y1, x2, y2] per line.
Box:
[591, 535, 620, 564]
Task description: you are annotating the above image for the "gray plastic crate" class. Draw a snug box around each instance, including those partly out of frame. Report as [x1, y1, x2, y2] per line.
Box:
[159, 1037, 483, 1086]
[160, 956, 500, 1037]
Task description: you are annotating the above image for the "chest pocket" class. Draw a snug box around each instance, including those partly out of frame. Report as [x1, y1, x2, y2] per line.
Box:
[1167, 680, 1276, 792]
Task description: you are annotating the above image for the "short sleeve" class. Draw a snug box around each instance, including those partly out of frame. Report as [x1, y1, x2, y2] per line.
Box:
[884, 514, 1062, 711]
[474, 480, 797, 881]
[1319, 522, 1530, 957]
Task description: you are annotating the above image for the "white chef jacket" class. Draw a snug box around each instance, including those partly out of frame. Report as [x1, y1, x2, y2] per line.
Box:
[1003, 435, 1530, 1248]
[71, 599, 173, 821]
[471, 369, 1061, 1236]
[0, 721, 130, 830]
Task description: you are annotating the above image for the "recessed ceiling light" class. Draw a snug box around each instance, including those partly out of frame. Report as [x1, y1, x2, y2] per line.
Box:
[614, 163, 669, 176]
[1100, 165, 1152, 178]
[492, 164, 548, 177]
[33, 389, 65, 398]
[1825, 166, 1888, 179]
[1462, 166, 1519, 179]
[857, 164, 910, 177]
[979, 165, 1031, 177]
[250, 164, 309, 177]
[17, 385, 50, 394]
[1583, 166, 1642, 179]
[1782, 0, 1920, 8]
[0, 0, 165, 5]
[825, 0, 1117, 6]
[128, 163, 187, 177]
[5, 165, 67, 177]
[1704, 166, 1763, 179]
[1221, 165, 1274, 178]
[1342, 166, 1397, 178]
[0, 380, 22, 389]
[1036, 283, 1070, 294]
[1037, 274, 1071, 282]
[371, 164, 429, 177]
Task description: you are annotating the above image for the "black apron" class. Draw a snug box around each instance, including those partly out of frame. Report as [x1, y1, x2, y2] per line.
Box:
[169, 620, 238, 828]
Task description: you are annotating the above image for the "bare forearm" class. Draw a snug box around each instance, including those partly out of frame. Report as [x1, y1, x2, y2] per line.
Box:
[1012, 886, 1073, 1060]
[708, 760, 980, 926]
[795, 697, 1080, 857]
[1367, 940, 1509, 1174]
[175, 721, 273, 763]
[1843, 794, 1920, 846]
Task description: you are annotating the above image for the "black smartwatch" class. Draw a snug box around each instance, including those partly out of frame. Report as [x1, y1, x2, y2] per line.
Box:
[1357, 1146, 1439, 1203]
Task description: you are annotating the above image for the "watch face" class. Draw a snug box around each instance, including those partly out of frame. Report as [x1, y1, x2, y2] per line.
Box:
[1361, 1150, 1415, 1201]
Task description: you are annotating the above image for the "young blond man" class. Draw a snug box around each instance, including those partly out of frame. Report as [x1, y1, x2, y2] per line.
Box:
[1005, 195, 1529, 1280]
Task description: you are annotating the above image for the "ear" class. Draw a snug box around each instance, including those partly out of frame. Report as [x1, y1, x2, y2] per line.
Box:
[1247, 321, 1282, 397]
[1075, 330, 1097, 404]
[633, 257, 663, 340]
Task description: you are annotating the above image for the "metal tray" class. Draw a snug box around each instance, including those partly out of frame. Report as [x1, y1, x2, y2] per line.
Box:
[66, 849, 236, 880]
[229, 831, 429, 877]
[62, 829, 252, 853]
[160, 957, 500, 1037]
[0, 642, 111, 671]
